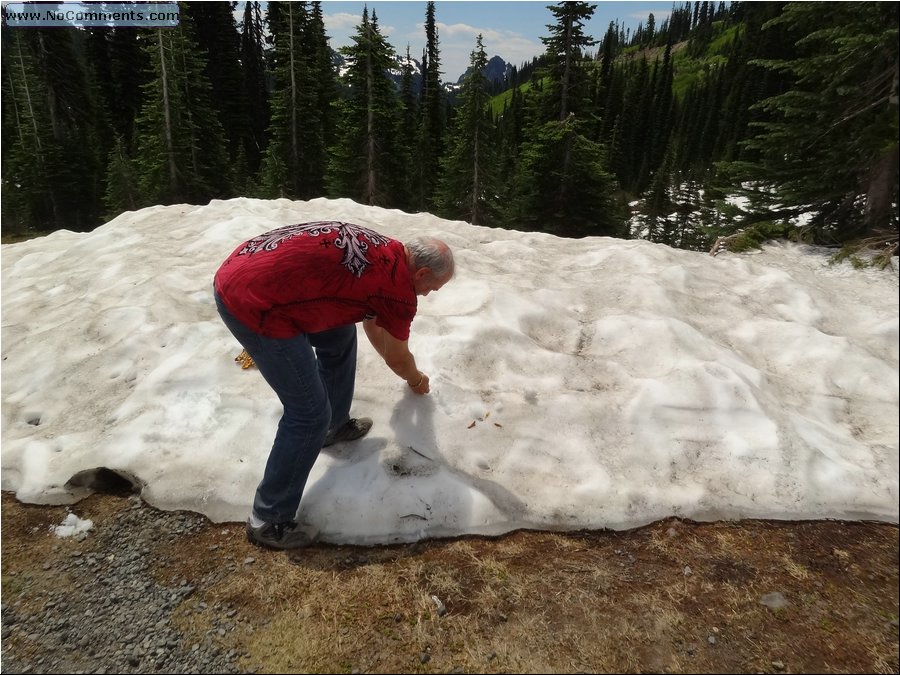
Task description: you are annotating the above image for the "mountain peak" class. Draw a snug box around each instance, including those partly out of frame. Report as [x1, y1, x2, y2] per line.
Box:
[455, 55, 513, 86]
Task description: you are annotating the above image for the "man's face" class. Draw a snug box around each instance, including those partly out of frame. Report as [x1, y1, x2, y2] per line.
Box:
[414, 269, 451, 297]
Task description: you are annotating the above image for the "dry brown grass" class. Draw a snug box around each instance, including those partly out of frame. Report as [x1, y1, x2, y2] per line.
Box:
[2, 491, 898, 674]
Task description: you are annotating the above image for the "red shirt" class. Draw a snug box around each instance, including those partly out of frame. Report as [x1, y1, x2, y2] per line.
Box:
[215, 221, 417, 340]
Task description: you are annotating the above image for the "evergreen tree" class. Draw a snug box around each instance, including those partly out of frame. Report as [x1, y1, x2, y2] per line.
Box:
[644, 148, 675, 242]
[670, 20, 779, 175]
[239, 1, 270, 175]
[647, 41, 675, 180]
[306, 2, 339, 186]
[728, 2, 899, 242]
[506, 1, 624, 237]
[396, 46, 419, 210]
[595, 20, 619, 121]
[2, 26, 106, 232]
[262, 2, 326, 199]
[261, 1, 307, 197]
[435, 35, 500, 225]
[184, 2, 245, 164]
[506, 116, 625, 238]
[103, 136, 142, 218]
[415, 1, 445, 211]
[539, 0, 597, 121]
[83, 27, 149, 152]
[599, 54, 625, 139]
[610, 56, 651, 191]
[2, 27, 60, 233]
[326, 8, 403, 206]
[496, 78, 526, 200]
[133, 14, 231, 205]
[262, 1, 335, 199]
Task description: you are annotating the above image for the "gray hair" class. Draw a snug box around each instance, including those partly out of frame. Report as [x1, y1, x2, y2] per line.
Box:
[406, 236, 454, 279]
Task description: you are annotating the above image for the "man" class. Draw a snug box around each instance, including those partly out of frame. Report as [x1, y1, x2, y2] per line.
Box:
[214, 221, 454, 550]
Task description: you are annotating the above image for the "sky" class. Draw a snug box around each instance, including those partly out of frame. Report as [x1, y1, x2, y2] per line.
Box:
[1, 198, 897, 546]
[317, 1, 676, 82]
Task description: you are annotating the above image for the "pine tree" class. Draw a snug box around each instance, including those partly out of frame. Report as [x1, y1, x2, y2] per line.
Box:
[644, 148, 675, 242]
[262, 1, 335, 199]
[2, 27, 59, 233]
[326, 8, 403, 206]
[239, 1, 270, 175]
[647, 41, 675, 180]
[539, 0, 597, 121]
[435, 35, 500, 225]
[506, 2, 624, 237]
[611, 57, 651, 191]
[595, 20, 619, 121]
[2, 26, 106, 232]
[83, 26, 149, 152]
[599, 56, 625, 140]
[496, 79, 526, 198]
[396, 46, 419, 211]
[414, 1, 445, 211]
[184, 2, 245, 163]
[672, 1, 789, 169]
[133, 15, 231, 205]
[306, 2, 339, 191]
[103, 136, 142, 218]
[506, 116, 625, 238]
[729, 2, 899, 242]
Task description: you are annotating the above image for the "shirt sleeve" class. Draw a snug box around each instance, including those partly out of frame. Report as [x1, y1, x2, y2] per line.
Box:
[370, 295, 417, 342]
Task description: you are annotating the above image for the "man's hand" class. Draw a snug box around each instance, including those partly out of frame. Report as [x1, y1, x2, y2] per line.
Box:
[408, 371, 430, 395]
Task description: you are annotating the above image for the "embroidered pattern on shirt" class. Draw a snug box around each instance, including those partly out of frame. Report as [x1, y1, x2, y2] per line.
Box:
[238, 221, 392, 278]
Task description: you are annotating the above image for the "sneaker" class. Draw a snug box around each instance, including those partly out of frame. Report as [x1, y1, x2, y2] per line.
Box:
[246, 520, 319, 550]
[323, 417, 373, 447]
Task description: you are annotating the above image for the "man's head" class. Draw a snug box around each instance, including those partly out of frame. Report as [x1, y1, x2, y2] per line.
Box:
[406, 237, 454, 296]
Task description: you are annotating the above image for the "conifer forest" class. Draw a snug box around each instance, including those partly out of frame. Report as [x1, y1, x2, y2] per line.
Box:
[2, 1, 898, 257]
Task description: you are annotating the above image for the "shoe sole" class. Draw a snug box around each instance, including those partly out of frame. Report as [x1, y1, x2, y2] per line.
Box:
[245, 526, 319, 551]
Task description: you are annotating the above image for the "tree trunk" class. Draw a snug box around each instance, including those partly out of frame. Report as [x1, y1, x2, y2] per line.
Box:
[36, 32, 60, 140]
[864, 145, 899, 231]
[7, 70, 25, 145]
[178, 40, 199, 178]
[471, 129, 480, 224]
[366, 24, 376, 205]
[863, 58, 899, 231]
[560, 13, 572, 120]
[15, 33, 42, 153]
[158, 29, 177, 196]
[15, 32, 59, 225]
[288, 4, 298, 173]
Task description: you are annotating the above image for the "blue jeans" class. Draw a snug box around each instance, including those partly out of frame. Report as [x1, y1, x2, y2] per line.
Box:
[214, 290, 357, 523]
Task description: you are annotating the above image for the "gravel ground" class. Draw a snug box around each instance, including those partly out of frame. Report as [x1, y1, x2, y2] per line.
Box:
[2, 495, 246, 674]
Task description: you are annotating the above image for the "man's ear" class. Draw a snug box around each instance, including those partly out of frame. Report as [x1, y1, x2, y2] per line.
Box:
[414, 267, 431, 281]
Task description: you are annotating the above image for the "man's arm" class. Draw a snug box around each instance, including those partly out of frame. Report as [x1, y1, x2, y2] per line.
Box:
[363, 319, 429, 394]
